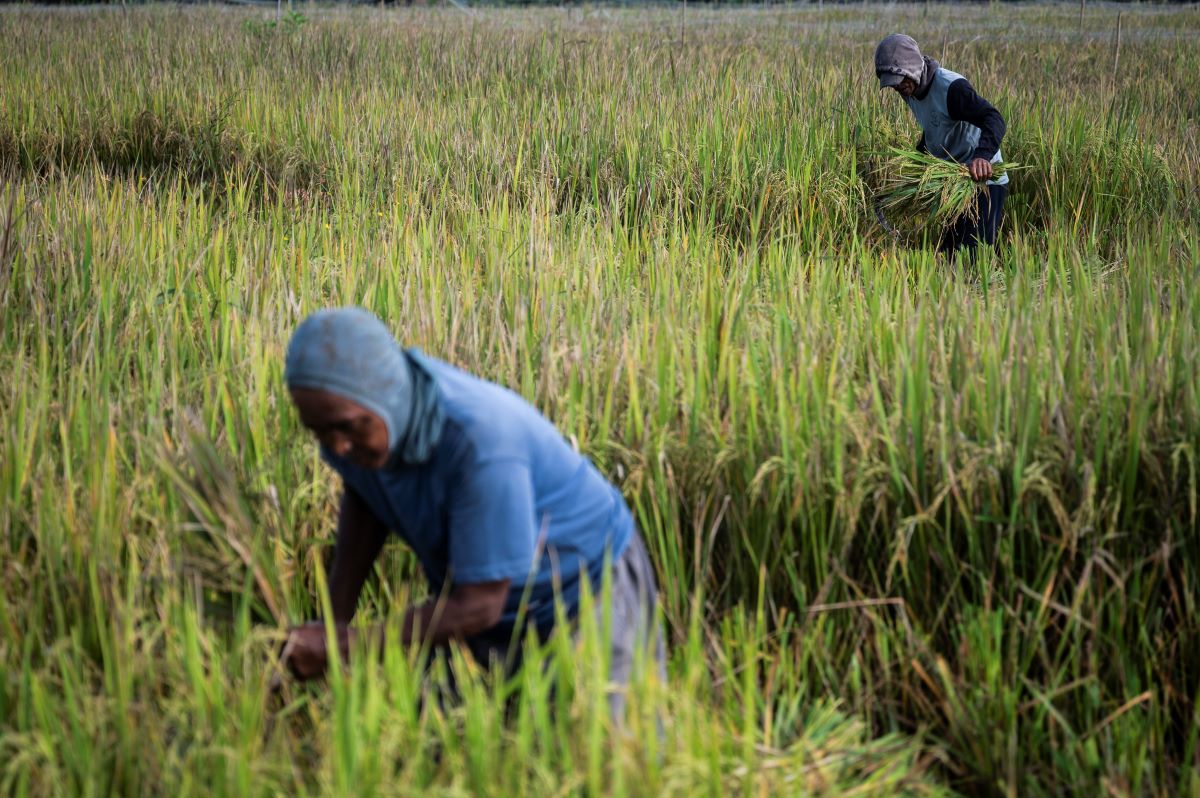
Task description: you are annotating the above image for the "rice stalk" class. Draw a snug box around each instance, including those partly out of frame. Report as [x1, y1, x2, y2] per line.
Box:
[870, 147, 1024, 229]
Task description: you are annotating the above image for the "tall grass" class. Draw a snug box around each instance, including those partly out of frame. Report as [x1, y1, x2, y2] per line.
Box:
[1, 4, 1199, 796]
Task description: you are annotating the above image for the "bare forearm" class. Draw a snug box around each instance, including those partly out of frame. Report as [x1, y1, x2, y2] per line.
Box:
[293, 582, 509, 679]
[397, 581, 509, 645]
[400, 597, 502, 645]
[328, 490, 387, 623]
[329, 534, 384, 623]
[332, 600, 499, 662]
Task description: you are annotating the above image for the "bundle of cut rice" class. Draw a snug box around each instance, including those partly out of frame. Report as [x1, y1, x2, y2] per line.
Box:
[870, 147, 1021, 230]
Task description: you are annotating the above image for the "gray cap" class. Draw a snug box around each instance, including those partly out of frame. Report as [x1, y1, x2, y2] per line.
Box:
[875, 33, 923, 89]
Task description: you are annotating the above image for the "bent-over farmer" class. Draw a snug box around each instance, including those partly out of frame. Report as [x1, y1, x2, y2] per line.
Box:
[875, 33, 1009, 255]
[279, 306, 664, 720]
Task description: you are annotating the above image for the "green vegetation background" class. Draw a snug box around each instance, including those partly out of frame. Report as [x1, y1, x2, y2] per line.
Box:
[1, 3, 1198, 796]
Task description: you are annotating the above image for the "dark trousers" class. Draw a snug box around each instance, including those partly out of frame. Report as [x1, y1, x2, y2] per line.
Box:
[940, 184, 1008, 256]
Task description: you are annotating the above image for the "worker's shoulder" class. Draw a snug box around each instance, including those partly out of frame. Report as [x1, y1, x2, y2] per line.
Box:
[941, 74, 1001, 120]
[422, 356, 545, 459]
[934, 66, 970, 88]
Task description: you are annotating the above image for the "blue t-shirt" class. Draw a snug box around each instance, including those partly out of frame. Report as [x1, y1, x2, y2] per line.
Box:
[322, 353, 634, 640]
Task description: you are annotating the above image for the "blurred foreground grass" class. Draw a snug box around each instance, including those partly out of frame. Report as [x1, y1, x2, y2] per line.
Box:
[1, 4, 1199, 795]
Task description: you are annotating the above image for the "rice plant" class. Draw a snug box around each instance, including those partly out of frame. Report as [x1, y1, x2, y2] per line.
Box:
[1, 4, 1198, 796]
[870, 147, 1022, 229]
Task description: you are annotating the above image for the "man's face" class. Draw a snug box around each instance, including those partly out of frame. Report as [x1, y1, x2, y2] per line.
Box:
[290, 387, 391, 469]
[893, 77, 917, 99]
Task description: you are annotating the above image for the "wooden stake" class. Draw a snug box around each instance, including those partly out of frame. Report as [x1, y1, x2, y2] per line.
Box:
[1114, 13, 1122, 75]
[1079, 0, 1085, 32]
[680, 0, 686, 51]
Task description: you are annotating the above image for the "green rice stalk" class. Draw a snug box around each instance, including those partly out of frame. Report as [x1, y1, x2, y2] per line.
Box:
[871, 147, 1023, 229]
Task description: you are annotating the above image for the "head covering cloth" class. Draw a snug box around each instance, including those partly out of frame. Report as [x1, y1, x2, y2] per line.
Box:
[285, 306, 444, 465]
[874, 33, 940, 97]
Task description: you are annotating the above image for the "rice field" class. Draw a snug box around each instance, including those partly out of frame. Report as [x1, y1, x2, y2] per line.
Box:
[1, 2, 1199, 795]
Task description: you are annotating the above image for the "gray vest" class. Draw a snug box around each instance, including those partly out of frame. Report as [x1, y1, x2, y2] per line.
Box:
[905, 68, 1008, 187]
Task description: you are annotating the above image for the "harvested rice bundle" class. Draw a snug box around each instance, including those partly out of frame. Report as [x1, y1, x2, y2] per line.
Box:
[871, 147, 1021, 229]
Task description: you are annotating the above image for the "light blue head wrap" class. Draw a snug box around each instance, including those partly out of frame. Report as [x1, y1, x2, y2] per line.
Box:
[284, 307, 444, 465]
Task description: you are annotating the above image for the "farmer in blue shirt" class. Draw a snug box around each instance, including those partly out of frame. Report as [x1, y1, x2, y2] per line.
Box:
[279, 307, 663, 718]
[875, 33, 1009, 255]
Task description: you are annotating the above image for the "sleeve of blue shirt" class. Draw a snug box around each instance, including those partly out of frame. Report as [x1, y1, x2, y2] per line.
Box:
[447, 459, 538, 585]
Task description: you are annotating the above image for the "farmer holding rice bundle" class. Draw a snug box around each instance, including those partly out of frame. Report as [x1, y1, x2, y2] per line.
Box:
[875, 33, 1008, 255]
[279, 306, 664, 719]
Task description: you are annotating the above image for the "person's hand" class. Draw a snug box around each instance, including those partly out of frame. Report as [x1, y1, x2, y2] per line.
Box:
[280, 623, 332, 681]
[968, 158, 994, 182]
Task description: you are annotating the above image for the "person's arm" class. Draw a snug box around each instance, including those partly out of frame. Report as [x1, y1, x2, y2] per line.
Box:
[283, 580, 510, 680]
[398, 580, 510, 643]
[279, 488, 387, 681]
[915, 131, 927, 154]
[329, 488, 388, 624]
[282, 460, 533, 681]
[946, 78, 1006, 180]
[411, 456, 537, 643]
